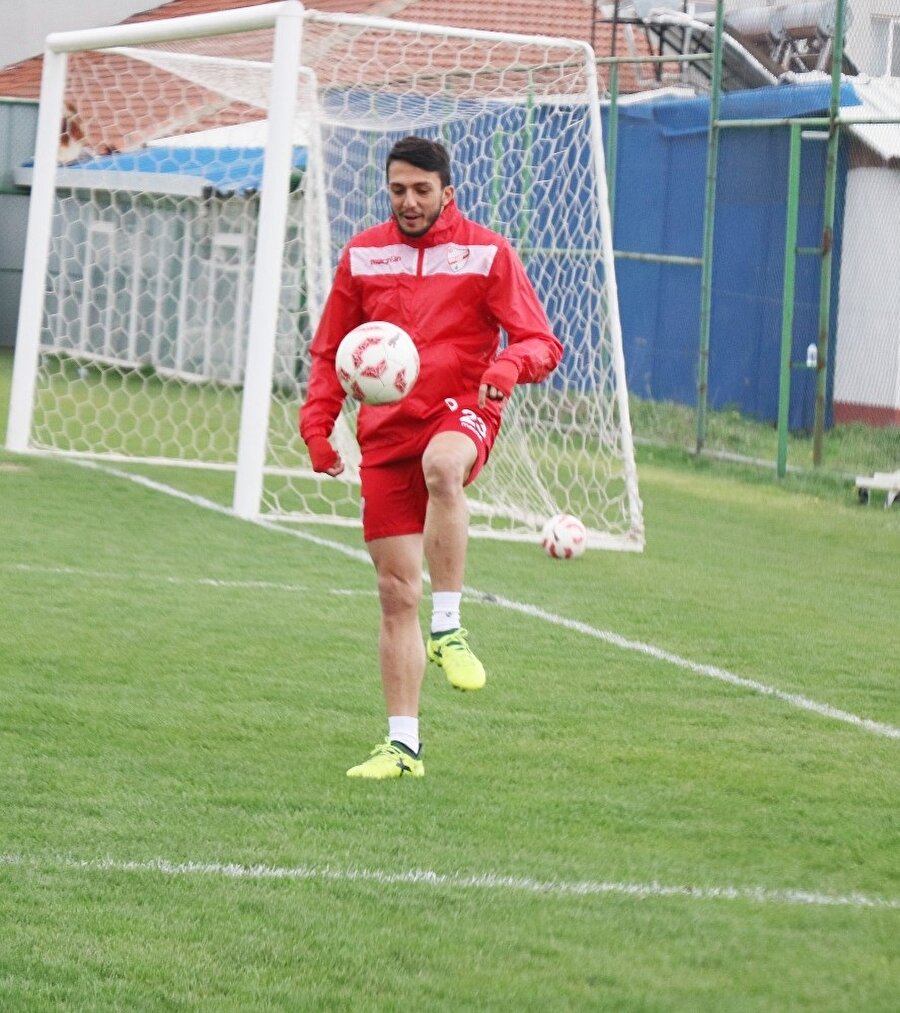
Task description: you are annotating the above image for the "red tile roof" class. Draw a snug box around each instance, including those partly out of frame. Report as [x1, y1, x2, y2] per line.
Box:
[0, 1, 661, 154]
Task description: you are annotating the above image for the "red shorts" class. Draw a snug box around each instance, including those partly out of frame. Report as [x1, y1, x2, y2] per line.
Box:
[359, 397, 500, 541]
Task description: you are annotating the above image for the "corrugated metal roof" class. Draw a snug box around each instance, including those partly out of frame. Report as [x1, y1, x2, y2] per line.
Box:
[840, 76, 900, 163]
[14, 140, 307, 196]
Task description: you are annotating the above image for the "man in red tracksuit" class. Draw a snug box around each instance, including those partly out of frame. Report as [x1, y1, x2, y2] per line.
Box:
[300, 135, 563, 778]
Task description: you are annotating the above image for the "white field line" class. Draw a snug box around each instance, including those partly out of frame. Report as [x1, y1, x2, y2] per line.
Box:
[23, 459, 899, 743]
[4, 562, 377, 597]
[1, 853, 898, 911]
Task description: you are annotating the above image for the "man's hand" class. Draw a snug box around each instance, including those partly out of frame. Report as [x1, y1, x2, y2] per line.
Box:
[478, 359, 520, 408]
[306, 435, 344, 477]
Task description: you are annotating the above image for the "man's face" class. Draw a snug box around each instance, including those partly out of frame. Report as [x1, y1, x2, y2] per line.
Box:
[387, 160, 453, 237]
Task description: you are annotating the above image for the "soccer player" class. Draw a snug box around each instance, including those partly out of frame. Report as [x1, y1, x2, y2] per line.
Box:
[300, 136, 563, 778]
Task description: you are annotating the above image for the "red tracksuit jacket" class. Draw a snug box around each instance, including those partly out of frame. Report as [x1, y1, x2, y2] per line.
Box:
[299, 199, 563, 466]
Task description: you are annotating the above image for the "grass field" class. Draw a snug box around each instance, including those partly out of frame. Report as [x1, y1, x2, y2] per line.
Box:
[1, 348, 898, 1010]
[629, 393, 900, 479]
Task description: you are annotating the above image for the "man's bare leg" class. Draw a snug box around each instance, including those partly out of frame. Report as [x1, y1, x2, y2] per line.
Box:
[422, 431, 476, 590]
[367, 532, 426, 717]
[345, 532, 427, 777]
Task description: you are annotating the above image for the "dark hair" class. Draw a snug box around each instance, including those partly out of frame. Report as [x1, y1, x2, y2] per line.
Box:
[385, 136, 452, 188]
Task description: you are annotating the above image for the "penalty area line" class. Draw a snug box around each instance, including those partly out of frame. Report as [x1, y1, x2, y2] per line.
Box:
[71, 460, 900, 741]
[1, 853, 898, 911]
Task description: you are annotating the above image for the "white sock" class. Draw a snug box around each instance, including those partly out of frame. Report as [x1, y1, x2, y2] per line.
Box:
[388, 716, 419, 755]
[431, 590, 461, 634]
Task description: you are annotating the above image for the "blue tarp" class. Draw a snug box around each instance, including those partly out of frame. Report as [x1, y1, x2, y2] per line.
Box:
[640, 81, 861, 136]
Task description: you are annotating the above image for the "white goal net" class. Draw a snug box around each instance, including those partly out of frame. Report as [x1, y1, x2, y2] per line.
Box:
[8, 1, 644, 551]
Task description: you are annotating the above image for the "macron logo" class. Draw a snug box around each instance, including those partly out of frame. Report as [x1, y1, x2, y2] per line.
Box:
[350, 246, 416, 277]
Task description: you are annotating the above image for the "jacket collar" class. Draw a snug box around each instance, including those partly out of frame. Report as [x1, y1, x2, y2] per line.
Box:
[389, 198, 461, 248]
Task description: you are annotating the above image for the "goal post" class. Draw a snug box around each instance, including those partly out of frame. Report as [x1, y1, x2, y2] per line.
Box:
[6, 46, 67, 453]
[8, 1, 645, 551]
[232, 3, 303, 519]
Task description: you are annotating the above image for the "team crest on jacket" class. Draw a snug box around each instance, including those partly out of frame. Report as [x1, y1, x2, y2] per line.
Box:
[447, 244, 470, 273]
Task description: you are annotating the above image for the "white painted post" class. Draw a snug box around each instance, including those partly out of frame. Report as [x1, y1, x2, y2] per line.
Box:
[581, 42, 645, 547]
[233, 1, 304, 518]
[6, 47, 67, 452]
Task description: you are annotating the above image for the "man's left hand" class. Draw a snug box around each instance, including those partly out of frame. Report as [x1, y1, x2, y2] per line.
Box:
[478, 359, 520, 407]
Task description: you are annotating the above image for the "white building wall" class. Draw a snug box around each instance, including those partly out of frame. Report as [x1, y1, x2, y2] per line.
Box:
[834, 166, 900, 422]
[861, 2, 900, 74]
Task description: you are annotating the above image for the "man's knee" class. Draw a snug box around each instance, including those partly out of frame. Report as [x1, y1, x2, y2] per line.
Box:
[377, 568, 422, 617]
[422, 435, 474, 498]
[423, 456, 465, 499]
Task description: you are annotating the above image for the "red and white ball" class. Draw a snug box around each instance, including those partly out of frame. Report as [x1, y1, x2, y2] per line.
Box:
[335, 321, 419, 406]
[541, 513, 588, 559]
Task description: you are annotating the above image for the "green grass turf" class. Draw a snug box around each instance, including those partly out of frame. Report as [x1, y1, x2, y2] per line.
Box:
[629, 394, 900, 479]
[1, 349, 899, 1009]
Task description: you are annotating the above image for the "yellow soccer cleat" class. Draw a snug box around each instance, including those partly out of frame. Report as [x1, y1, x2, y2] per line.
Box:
[346, 739, 424, 779]
[426, 628, 486, 691]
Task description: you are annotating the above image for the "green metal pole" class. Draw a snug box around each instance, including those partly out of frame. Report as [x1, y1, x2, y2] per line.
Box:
[696, 0, 725, 455]
[606, 63, 620, 226]
[777, 124, 802, 478]
[812, 0, 846, 466]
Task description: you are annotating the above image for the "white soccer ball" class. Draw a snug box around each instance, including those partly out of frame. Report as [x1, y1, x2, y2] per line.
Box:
[541, 513, 588, 559]
[335, 321, 419, 406]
